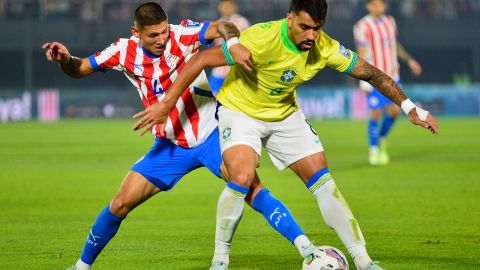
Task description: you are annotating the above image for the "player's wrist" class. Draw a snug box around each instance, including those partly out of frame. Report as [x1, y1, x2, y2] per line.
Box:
[226, 37, 240, 50]
[61, 54, 72, 64]
[221, 41, 235, 66]
[401, 99, 429, 121]
[400, 99, 416, 115]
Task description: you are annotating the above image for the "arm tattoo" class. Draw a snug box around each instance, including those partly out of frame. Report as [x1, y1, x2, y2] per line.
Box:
[351, 59, 407, 105]
[217, 22, 240, 41]
[60, 56, 82, 78]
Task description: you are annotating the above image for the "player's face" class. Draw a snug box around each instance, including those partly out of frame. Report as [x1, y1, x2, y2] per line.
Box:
[132, 21, 170, 56]
[367, 0, 386, 18]
[287, 11, 323, 51]
[218, 1, 237, 17]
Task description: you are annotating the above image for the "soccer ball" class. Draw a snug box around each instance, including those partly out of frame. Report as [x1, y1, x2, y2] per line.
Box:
[302, 246, 349, 270]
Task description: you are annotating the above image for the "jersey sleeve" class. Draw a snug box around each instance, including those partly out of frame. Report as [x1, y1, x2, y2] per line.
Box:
[88, 40, 123, 72]
[176, 19, 214, 49]
[322, 33, 358, 75]
[353, 21, 368, 48]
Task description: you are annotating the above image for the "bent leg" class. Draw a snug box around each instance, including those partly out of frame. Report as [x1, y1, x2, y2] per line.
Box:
[76, 171, 160, 268]
[211, 145, 258, 266]
[290, 152, 373, 270]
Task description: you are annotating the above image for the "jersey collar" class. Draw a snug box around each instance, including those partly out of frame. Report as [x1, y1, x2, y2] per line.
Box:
[281, 19, 301, 55]
[142, 47, 161, 59]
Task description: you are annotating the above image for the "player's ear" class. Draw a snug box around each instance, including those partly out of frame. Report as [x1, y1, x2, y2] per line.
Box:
[287, 12, 294, 28]
[131, 24, 141, 38]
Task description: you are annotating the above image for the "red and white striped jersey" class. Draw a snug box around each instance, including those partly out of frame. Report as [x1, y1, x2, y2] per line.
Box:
[88, 20, 217, 148]
[354, 15, 399, 81]
[211, 14, 250, 78]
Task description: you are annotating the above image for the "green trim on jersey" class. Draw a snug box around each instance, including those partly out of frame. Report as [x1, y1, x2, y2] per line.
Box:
[281, 19, 301, 54]
[344, 52, 358, 75]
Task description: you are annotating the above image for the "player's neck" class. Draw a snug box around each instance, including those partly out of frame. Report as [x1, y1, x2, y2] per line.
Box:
[369, 13, 384, 20]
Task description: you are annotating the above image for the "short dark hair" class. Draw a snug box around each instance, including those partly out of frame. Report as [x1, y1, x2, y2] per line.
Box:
[365, 0, 386, 3]
[134, 2, 168, 28]
[289, 0, 328, 24]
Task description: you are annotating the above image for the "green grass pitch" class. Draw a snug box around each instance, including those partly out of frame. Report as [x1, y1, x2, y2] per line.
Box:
[1, 118, 479, 269]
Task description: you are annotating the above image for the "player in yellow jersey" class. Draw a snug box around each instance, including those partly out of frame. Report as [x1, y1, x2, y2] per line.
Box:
[133, 0, 438, 269]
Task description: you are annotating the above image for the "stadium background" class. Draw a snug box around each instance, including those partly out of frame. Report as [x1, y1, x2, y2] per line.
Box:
[1, 0, 479, 269]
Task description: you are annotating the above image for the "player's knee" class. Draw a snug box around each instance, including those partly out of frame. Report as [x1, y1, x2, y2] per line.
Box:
[109, 197, 133, 218]
[230, 171, 255, 188]
[370, 110, 382, 120]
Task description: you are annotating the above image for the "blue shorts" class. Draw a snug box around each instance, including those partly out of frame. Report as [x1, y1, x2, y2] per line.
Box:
[208, 74, 225, 96]
[367, 81, 402, 110]
[131, 128, 222, 191]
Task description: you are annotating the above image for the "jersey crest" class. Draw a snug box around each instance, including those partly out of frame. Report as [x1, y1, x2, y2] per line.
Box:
[280, 68, 297, 83]
[165, 54, 180, 68]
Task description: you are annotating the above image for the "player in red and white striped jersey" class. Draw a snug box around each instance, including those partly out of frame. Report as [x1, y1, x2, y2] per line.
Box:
[89, 19, 219, 148]
[354, 0, 423, 165]
[43, 3, 314, 270]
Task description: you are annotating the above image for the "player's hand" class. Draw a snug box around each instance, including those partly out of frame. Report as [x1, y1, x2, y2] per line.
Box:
[408, 108, 438, 135]
[42, 42, 71, 64]
[132, 102, 169, 136]
[229, 43, 253, 72]
[408, 59, 422, 77]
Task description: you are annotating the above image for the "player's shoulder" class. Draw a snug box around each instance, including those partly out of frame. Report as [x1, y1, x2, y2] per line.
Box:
[315, 31, 342, 55]
[385, 15, 396, 24]
[243, 19, 281, 39]
[318, 31, 337, 45]
[241, 20, 281, 51]
[108, 37, 135, 50]
[170, 19, 204, 33]
[354, 15, 370, 27]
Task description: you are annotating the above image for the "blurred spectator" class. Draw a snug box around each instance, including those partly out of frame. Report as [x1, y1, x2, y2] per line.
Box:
[0, 0, 6, 18]
[42, 0, 71, 19]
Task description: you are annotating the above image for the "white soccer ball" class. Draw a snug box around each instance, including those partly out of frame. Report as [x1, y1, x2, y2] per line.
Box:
[302, 246, 349, 270]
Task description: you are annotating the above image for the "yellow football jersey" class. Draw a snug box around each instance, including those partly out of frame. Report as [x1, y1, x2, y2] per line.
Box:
[216, 19, 358, 121]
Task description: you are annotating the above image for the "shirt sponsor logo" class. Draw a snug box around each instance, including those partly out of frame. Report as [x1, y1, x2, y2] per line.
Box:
[186, 21, 201, 28]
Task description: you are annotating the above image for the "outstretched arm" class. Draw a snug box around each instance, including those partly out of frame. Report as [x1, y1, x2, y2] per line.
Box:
[42, 41, 95, 79]
[132, 46, 228, 135]
[350, 57, 438, 134]
[397, 43, 422, 76]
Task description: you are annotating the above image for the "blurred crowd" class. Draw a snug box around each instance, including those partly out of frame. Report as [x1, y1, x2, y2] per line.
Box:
[0, 0, 478, 22]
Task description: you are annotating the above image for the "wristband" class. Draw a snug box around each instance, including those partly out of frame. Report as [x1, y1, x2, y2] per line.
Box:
[221, 41, 235, 66]
[401, 99, 416, 115]
[226, 37, 240, 49]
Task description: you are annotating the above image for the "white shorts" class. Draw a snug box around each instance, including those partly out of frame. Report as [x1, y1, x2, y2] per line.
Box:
[217, 106, 324, 170]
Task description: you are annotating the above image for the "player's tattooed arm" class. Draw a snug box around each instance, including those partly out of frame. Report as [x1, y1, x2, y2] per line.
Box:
[203, 21, 240, 40]
[350, 57, 407, 105]
[59, 55, 82, 78]
[217, 21, 241, 41]
[59, 56, 96, 79]
[42, 41, 95, 78]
